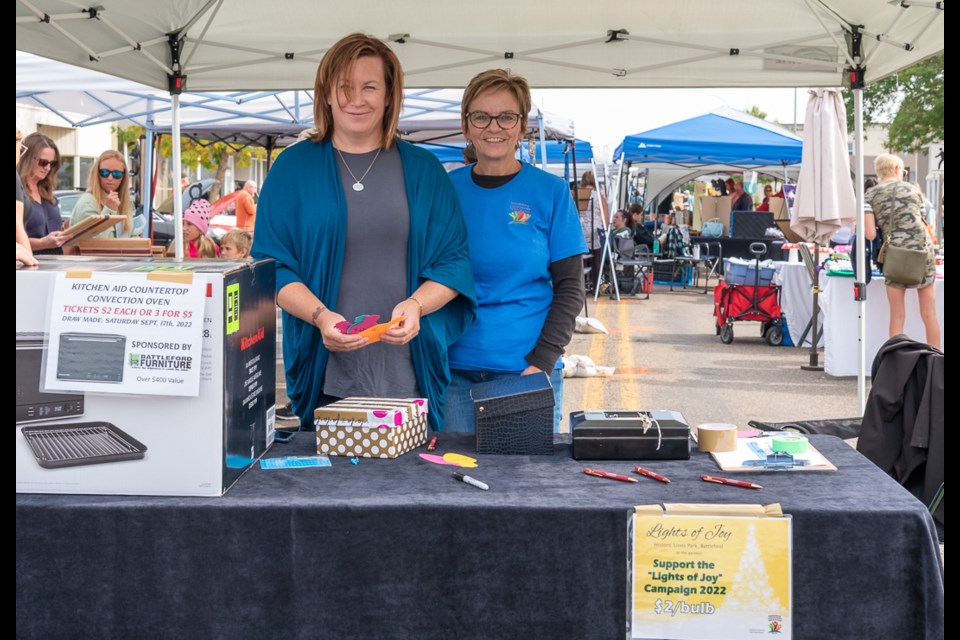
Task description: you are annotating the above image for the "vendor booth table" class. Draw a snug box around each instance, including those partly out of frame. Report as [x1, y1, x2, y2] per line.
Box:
[822, 274, 945, 376]
[774, 261, 824, 347]
[17, 434, 943, 640]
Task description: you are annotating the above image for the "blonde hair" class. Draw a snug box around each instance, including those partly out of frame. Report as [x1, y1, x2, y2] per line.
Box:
[88, 149, 133, 234]
[311, 33, 403, 149]
[874, 153, 904, 180]
[167, 233, 218, 259]
[461, 69, 531, 136]
[19, 132, 60, 203]
[221, 228, 252, 257]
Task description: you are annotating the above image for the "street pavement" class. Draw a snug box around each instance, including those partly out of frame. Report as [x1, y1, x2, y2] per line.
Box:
[277, 282, 865, 433]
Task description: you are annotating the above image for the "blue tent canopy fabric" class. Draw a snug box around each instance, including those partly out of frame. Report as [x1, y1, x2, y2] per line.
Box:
[614, 106, 802, 167]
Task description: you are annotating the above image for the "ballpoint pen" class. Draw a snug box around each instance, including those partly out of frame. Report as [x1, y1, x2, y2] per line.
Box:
[634, 466, 671, 484]
[700, 474, 763, 490]
[452, 471, 489, 490]
[584, 468, 638, 483]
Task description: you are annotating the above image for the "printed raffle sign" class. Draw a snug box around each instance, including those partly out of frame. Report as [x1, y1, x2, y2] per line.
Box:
[631, 505, 792, 639]
[43, 272, 207, 396]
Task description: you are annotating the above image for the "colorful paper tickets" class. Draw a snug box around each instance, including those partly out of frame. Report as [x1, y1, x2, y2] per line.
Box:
[334, 314, 404, 344]
[314, 397, 428, 429]
[418, 453, 479, 468]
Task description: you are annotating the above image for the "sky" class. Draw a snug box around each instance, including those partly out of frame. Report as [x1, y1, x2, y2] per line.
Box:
[531, 87, 810, 163]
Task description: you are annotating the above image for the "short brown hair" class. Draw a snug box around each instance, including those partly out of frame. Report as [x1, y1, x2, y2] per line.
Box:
[19, 132, 61, 204]
[222, 228, 252, 257]
[311, 33, 403, 149]
[461, 69, 531, 136]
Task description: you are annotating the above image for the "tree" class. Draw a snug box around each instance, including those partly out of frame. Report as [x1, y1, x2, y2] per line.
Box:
[745, 105, 768, 121]
[844, 53, 944, 153]
[114, 125, 257, 201]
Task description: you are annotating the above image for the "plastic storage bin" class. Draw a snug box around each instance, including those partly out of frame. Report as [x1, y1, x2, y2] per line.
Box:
[723, 258, 775, 286]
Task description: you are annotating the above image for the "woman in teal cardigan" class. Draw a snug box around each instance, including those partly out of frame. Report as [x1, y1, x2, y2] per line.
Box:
[251, 34, 476, 431]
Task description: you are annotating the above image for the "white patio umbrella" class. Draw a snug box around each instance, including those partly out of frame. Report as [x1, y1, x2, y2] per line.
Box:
[790, 88, 856, 372]
[792, 88, 856, 244]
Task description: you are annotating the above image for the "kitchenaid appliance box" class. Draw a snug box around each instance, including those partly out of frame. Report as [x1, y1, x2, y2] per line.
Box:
[16, 257, 277, 496]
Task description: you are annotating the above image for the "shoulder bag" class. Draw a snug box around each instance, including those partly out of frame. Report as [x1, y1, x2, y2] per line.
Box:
[701, 218, 724, 238]
[878, 238, 927, 286]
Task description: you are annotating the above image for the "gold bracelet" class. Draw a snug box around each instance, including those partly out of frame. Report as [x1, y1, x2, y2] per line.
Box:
[406, 295, 423, 316]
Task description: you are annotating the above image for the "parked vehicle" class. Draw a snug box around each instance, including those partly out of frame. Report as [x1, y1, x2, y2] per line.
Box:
[54, 189, 84, 220]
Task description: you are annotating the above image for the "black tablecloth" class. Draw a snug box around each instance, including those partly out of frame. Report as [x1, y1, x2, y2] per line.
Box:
[16, 434, 944, 639]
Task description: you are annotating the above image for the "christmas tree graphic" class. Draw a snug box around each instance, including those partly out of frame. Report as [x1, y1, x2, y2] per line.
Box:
[724, 523, 783, 613]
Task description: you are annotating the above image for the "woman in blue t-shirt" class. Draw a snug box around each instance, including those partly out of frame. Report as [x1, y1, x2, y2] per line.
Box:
[446, 69, 588, 432]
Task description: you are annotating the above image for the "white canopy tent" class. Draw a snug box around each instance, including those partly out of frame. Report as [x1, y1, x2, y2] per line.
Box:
[16, 0, 944, 401]
[15, 1, 942, 90]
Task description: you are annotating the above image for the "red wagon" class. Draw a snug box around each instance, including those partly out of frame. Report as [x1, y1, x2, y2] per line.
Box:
[713, 243, 784, 346]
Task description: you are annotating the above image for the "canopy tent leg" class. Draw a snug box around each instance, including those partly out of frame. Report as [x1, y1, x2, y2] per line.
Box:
[853, 86, 867, 414]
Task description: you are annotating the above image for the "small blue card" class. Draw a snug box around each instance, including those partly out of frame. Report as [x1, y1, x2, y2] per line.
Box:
[260, 456, 332, 470]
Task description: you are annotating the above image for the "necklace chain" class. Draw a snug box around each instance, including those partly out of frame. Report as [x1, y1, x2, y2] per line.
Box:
[336, 147, 382, 192]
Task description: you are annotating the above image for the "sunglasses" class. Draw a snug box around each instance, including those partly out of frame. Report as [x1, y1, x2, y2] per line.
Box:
[36, 158, 57, 169]
[98, 168, 125, 179]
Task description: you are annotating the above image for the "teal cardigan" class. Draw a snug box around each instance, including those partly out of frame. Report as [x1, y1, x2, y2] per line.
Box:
[251, 139, 477, 430]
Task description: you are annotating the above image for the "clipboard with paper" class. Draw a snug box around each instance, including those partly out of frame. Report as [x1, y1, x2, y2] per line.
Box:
[710, 435, 836, 472]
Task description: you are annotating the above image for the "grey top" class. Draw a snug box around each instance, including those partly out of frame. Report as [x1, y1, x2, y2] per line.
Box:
[323, 145, 419, 398]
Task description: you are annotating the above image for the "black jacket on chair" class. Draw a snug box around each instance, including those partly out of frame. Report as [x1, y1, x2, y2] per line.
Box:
[857, 335, 944, 525]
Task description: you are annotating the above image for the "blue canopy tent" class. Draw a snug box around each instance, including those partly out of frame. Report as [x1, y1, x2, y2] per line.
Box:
[613, 106, 803, 213]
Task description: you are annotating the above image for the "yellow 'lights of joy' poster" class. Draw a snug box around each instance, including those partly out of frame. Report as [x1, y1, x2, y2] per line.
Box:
[631, 514, 792, 639]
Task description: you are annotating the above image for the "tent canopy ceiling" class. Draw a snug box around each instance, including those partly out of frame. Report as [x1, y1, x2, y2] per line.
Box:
[17, 54, 575, 149]
[16, 1, 943, 91]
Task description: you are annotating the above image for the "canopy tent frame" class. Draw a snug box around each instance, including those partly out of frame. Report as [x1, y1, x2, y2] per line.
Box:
[16, 0, 944, 404]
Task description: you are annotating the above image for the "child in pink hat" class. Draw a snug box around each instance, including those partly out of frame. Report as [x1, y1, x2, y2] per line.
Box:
[167, 198, 219, 258]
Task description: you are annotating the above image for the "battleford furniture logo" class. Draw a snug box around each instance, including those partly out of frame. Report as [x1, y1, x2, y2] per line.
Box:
[129, 352, 193, 371]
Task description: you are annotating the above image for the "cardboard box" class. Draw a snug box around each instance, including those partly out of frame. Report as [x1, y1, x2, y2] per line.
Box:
[315, 398, 428, 458]
[16, 257, 277, 496]
[698, 196, 732, 236]
[314, 397, 428, 428]
[573, 187, 594, 212]
[768, 198, 806, 242]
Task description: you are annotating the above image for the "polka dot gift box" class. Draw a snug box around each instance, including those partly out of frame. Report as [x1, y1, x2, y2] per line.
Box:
[314, 398, 428, 459]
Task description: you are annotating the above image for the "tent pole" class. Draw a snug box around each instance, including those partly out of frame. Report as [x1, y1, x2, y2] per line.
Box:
[854, 87, 867, 414]
[144, 103, 155, 239]
[594, 154, 622, 302]
[172, 93, 184, 259]
[537, 111, 548, 168]
[801, 241, 823, 371]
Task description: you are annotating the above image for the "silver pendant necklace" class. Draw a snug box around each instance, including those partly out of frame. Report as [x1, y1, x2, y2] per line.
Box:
[336, 147, 382, 192]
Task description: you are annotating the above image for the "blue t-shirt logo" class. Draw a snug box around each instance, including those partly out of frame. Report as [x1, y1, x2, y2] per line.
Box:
[508, 210, 531, 224]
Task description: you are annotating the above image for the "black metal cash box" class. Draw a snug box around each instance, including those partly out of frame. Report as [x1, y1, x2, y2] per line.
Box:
[570, 410, 691, 460]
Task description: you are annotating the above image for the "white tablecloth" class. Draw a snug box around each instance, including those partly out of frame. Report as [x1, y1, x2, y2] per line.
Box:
[774, 261, 824, 347]
[822, 275, 945, 376]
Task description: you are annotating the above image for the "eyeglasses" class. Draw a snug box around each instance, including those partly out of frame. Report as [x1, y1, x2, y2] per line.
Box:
[36, 158, 56, 169]
[466, 111, 521, 130]
[99, 168, 125, 179]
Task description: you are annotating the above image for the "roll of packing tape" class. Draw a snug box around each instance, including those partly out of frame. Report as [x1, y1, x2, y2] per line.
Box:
[771, 434, 809, 454]
[696, 423, 738, 453]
